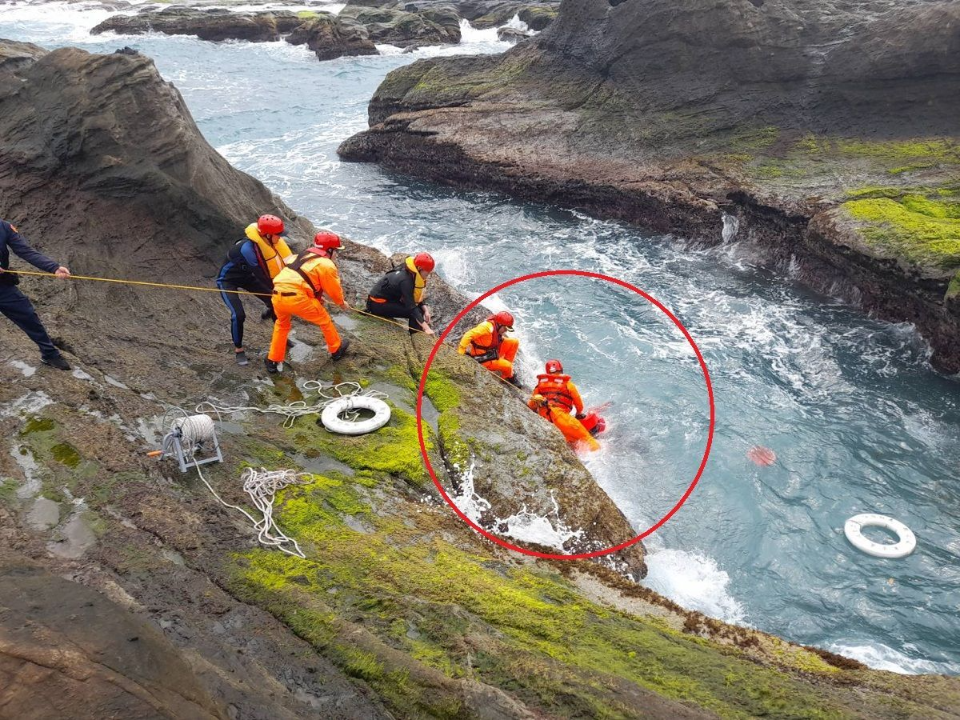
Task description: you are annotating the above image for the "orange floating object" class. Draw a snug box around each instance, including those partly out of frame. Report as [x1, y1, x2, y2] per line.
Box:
[747, 446, 777, 466]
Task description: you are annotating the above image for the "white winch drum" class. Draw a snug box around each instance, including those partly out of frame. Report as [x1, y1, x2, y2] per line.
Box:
[320, 396, 391, 436]
[844, 514, 916, 559]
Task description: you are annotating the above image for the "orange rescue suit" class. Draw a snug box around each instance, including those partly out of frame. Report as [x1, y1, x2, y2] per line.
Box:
[529, 373, 599, 451]
[268, 248, 345, 361]
[457, 320, 519, 379]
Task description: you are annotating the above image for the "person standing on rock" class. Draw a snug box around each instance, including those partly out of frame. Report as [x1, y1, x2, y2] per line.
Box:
[458, 311, 521, 387]
[528, 359, 599, 452]
[0, 219, 72, 371]
[365, 252, 436, 335]
[265, 230, 351, 373]
[217, 214, 294, 365]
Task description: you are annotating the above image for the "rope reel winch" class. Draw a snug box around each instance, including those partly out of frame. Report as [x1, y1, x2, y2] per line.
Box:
[156, 411, 223, 473]
[146, 379, 392, 559]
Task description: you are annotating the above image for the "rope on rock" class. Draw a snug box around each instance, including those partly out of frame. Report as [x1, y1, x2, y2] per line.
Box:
[196, 380, 389, 428]
[161, 411, 309, 558]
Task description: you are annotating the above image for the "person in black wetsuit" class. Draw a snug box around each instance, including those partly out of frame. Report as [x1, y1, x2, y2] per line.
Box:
[365, 253, 436, 335]
[216, 216, 289, 365]
[0, 219, 72, 370]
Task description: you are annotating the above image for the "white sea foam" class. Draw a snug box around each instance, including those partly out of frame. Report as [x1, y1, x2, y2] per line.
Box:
[828, 642, 960, 675]
[448, 460, 584, 551]
[643, 548, 747, 625]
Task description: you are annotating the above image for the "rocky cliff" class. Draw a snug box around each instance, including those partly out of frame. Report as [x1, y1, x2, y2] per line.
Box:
[2, 39, 959, 719]
[339, 0, 960, 372]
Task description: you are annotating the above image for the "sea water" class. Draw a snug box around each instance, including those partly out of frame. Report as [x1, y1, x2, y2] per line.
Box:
[2, 1, 959, 675]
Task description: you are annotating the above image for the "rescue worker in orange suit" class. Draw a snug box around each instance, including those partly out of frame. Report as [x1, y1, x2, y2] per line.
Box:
[365, 252, 435, 335]
[217, 214, 294, 365]
[528, 359, 600, 452]
[265, 230, 350, 373]
[458, 311, 521, 387]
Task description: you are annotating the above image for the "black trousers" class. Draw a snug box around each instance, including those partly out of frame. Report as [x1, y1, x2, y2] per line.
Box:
[218, 279, 273, 348]
[366, 299, 424, 332]
[0, 285, 58, 358]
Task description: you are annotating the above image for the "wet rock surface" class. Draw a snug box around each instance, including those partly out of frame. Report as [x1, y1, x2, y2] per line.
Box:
[339, 0, 960, 372]
[0, 550, 225, 719]
[1, 37, 959, 720]
[285, 13, 378, 61]
[340, 5, 461, 47]
[91, 8, 303, 42]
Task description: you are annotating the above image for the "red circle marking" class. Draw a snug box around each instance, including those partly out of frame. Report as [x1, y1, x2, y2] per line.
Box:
[415, 269, 715, 560]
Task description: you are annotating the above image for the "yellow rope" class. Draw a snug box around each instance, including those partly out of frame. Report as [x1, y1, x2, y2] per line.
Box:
[5, 267, 524, 391]
[3, 268, 273, 297]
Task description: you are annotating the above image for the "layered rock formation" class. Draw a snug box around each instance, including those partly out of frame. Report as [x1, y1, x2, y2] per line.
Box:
[339, 0, 960, 372]
[2, 37, 960, 719]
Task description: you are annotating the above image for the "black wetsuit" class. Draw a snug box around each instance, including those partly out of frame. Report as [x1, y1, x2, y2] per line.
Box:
[216, 239, 275, 348]
[366, 265, 426, 332]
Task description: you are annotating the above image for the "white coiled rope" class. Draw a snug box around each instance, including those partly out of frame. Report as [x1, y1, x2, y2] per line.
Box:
[197, 380, 389, 428]
[166, 412, 310, 558]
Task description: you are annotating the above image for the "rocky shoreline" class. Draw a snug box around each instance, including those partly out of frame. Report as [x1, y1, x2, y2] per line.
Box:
[89, 0, 558, 60]
[339, 0, 960, 373]
[2, 36, 960, 720]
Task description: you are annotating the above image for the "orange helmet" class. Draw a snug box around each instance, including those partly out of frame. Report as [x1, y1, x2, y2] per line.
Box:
[491, 311, 514, 330]
[413, 252, 435, 273]
[313, 230, 343, 251]
[257, 214, 284, 236]
[545, 359, 563, 374]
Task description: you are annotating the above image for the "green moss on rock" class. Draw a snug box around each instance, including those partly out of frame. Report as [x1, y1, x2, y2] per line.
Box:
[20, 417, 56, 435]
[290, 406, 431, 486]
[843, 193, 960, 271]
[424, 370, 461, 412]
[232, 481, 862, 719]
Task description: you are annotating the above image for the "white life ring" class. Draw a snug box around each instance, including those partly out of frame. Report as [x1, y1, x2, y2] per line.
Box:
[844, 514, 916, 559]
[320, 396, 391, 436]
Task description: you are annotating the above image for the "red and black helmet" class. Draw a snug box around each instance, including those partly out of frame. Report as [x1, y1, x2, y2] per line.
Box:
[491, 311, 514, 330]
[257, 214, 284, 236]
[545, 359, 563, 374]
[413, 252, 435, 273]
[313, 230, 343, 251]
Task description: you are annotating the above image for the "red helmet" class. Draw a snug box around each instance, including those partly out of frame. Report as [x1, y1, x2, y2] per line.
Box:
[257, 214, 284, 236]
[491, 311, 514, 330]
[313, 230, 343, 251]
[413, 252, 435, 273]
[545, 359, 563, 374]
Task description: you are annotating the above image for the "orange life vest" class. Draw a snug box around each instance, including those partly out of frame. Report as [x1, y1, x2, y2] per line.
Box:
[533, 373, 574, 412]
[465, 321, 502, 358]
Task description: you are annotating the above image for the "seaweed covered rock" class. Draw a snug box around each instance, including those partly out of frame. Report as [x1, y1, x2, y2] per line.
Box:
[339, 0, 960, 372]
[340, 5, 460, 47]
[91, 8, 303, 42]
[286, 13, 378, 61]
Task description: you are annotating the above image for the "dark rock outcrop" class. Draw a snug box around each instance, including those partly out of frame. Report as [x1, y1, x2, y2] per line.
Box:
[498, 26, 530, 42]
[340, 5, 461, 47]
[339, 0, 960, 372]
[0, 39, 45, 74]
[91, 8, 303, 42]
[286, 13, 378, 61]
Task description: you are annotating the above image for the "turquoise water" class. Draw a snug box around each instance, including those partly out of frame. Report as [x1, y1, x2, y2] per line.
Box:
[3, 1, 959, 675]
